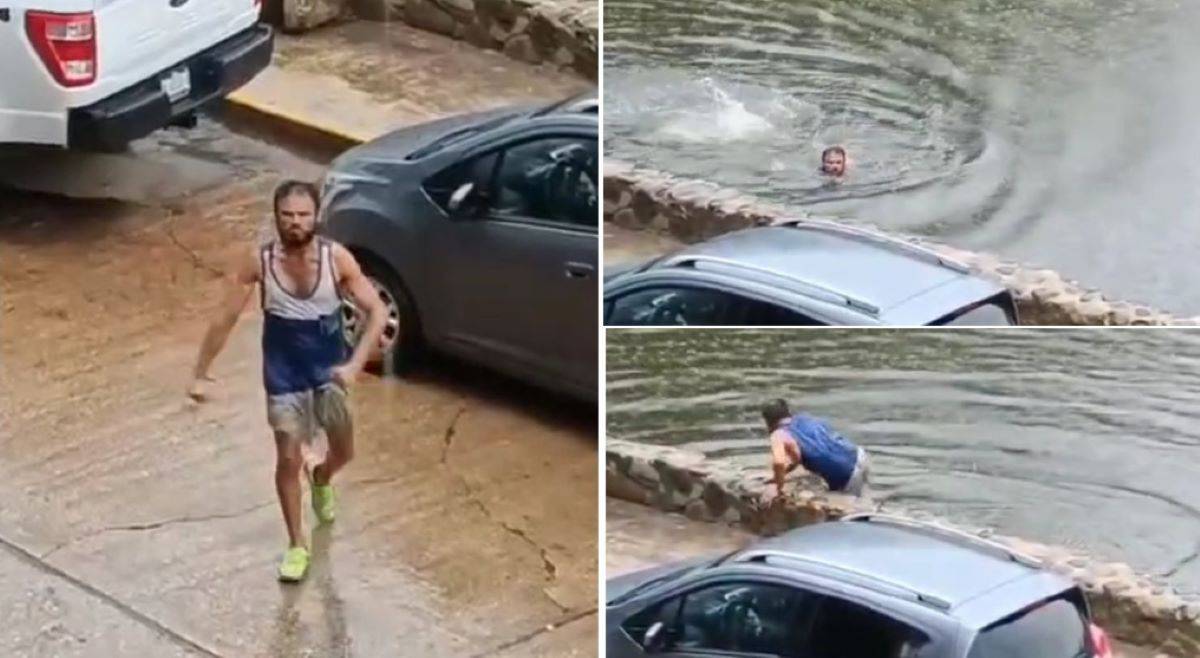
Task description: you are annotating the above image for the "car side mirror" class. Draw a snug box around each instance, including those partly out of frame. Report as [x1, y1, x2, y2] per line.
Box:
[642, 621, 667, 653]
[447, 182, 478, 216]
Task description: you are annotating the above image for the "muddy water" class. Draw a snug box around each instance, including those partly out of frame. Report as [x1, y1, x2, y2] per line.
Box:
[0, 118, 597, 655]
[607, 329, 1200, 595]
[605, 0, 1200, 312]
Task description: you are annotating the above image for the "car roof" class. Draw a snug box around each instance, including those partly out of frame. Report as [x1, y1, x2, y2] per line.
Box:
[648, 222, 998, 317]
[731, 517, 1050, 612]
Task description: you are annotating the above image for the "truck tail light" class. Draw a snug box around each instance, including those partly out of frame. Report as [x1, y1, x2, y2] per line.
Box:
[25, 11, 96, 88]
[1089, 623, 1113, 658]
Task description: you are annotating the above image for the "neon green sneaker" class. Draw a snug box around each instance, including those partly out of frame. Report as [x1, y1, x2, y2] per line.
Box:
[312, 483, 336, 524]
[278, 546, 310, 582]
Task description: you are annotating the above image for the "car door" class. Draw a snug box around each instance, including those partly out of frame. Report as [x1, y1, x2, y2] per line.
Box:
[434, 129, 598, 390]
[616, 580, 818, 658]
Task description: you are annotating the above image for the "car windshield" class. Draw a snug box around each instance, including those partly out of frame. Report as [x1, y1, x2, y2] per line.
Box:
[933, 295, 1017, 326]
[406, 113, 519, 160]
[967, 596, 1091, 658]
[608, 552, 733, 606]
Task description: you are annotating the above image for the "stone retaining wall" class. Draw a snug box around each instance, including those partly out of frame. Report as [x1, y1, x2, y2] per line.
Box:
[269, 0, 596, 79]
[605, 159, 1193, 326]
[607, 438, 1200, 655]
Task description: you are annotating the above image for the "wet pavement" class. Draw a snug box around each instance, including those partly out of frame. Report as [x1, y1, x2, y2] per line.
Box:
[606, 499, 1160, 658]
[0, 48, 597, 655]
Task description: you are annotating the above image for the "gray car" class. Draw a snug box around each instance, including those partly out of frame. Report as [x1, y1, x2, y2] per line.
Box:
[607, 514, 1115, 658]
[319, 92, 598, 401]
[604, 221, 1017, 326]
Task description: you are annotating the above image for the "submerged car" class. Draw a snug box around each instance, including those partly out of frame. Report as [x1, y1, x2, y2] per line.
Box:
[607, 514, 1114, 658]
[320, 91, 598, 401]
[604, 221, 1017, 326]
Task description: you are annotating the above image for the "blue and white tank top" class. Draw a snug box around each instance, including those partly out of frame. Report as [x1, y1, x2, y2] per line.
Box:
[784, 414, 859, 491]
[260, 239, 346, 395]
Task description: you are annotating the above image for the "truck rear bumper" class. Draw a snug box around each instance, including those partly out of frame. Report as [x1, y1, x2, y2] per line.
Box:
[68, 24, 274, 151]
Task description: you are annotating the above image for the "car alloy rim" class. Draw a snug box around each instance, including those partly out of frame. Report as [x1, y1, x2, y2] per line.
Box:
[341, 276, 401, 355]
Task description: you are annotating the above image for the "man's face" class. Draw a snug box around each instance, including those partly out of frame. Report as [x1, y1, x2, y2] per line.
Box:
[275, 193, 317, 248]
[822, 151, 846, 176]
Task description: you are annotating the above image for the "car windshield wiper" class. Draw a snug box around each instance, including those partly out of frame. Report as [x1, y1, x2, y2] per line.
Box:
[408, 114, 518, 159]
[609, 552, 733, 606]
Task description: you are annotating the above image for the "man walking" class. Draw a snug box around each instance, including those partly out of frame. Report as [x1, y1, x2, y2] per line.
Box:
[188, 180, 387, 582]
[761, 398, 870, 500]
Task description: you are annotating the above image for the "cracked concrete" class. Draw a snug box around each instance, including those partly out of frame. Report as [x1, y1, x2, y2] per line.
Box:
[39, 501, 275, 561]
[0, 113, 597, 655]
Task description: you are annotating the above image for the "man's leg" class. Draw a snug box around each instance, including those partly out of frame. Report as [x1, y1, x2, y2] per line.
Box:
[310, 384, 353, 524]
[312, 384, 354, 486]
[268, 393, 315, 582]
[274, 431, 306, 548]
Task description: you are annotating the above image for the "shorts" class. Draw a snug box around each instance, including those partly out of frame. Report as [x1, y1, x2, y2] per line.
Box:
[266, 382, 352, 441]
[842, 448, 871, 497]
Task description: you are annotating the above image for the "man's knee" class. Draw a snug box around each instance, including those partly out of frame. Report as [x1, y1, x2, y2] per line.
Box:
[274, 434, 305, 473]
[327, 430, 355, 464]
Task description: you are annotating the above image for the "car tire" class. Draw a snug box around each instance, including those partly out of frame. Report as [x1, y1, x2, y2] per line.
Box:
[341, 253, 422, 375]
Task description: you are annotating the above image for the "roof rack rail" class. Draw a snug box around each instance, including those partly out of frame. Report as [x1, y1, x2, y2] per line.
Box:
[841, 513, 1043, 568]
[661, 254, 881, 316]
[734, 549, 952, 611]
[779, 220, 971, 274]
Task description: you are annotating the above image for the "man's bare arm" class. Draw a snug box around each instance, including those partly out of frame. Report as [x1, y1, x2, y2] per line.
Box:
[333, 245, 386, 376]
[191, 248, 259, 389]
[770, 429, 801, 496]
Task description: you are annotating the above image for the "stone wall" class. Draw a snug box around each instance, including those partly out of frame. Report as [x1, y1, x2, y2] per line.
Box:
[264, 0, 596, 79]
[372, 0, 596, 79]
[605, 159, 1195, 326]
[607, 438, 1200, 656]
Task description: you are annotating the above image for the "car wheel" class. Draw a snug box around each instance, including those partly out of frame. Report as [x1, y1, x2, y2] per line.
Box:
[340, 256, 421, 375]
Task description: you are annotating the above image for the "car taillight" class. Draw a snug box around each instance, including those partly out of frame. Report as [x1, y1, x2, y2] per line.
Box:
[25, 11, 96, 87]
[1089, 623, 1114, 658]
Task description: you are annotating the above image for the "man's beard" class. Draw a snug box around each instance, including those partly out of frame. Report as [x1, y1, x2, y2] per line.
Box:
[279, 228, 315, 249]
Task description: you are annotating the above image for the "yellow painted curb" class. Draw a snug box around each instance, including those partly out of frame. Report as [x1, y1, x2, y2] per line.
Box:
[224, 89, 370, 148]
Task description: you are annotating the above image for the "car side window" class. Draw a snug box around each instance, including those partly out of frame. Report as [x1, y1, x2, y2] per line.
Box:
[804, 594, 930, 658]
[607, 287, 824, 326]
[424, 152, 500, 213]
[489, 136, 598, 228]
[608, 287, 740, 325]
[672, 582, 805, 656]
[621, 595, 683, 650]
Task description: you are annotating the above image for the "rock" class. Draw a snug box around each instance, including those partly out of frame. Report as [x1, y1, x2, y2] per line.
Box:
[281, 0, 348, 32]
[403, 0, 458, 36]
[502, 34, 541, 64]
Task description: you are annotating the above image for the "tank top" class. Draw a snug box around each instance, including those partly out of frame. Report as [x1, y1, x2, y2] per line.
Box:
[260, 238, 346, 395]
[783, 414, 859, 491]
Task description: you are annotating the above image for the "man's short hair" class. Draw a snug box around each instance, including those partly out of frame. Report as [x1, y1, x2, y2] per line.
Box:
[273, 179, 320, 216]
[761, 398, 791, 431]
[821, 146, 846, 161]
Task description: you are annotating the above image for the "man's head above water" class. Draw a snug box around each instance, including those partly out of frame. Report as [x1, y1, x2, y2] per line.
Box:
[820, 146, 847, 177]
[761, 398, 792, 432]
[273, 180, 321, 249]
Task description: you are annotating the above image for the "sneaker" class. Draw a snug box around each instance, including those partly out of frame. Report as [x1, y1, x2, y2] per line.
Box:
[278, 546, 310, 582]
[312, 483, 336, 524]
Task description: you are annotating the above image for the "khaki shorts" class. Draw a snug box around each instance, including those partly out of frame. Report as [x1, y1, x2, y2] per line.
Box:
[266, 383, 352, 442]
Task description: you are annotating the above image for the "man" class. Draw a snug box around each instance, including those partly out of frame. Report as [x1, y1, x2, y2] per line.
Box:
[187, 180, 387, 582]
[820, 146, 848, 178]
[762, 398, 869, 500]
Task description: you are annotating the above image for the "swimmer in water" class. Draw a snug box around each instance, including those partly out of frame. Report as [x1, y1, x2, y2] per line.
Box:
[820, 146, 849, 179]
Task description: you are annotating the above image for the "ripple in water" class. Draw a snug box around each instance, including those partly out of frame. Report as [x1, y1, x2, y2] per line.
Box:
[605, 0, 1200, 312]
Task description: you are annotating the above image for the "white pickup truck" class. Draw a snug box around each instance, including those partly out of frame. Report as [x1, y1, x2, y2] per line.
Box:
[0, 0, 272, 151]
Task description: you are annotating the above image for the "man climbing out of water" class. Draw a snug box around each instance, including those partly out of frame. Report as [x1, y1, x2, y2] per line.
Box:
[820, 146, 849, 178]
[762, 398, 870, 502]
[187, 180, 387, 583]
